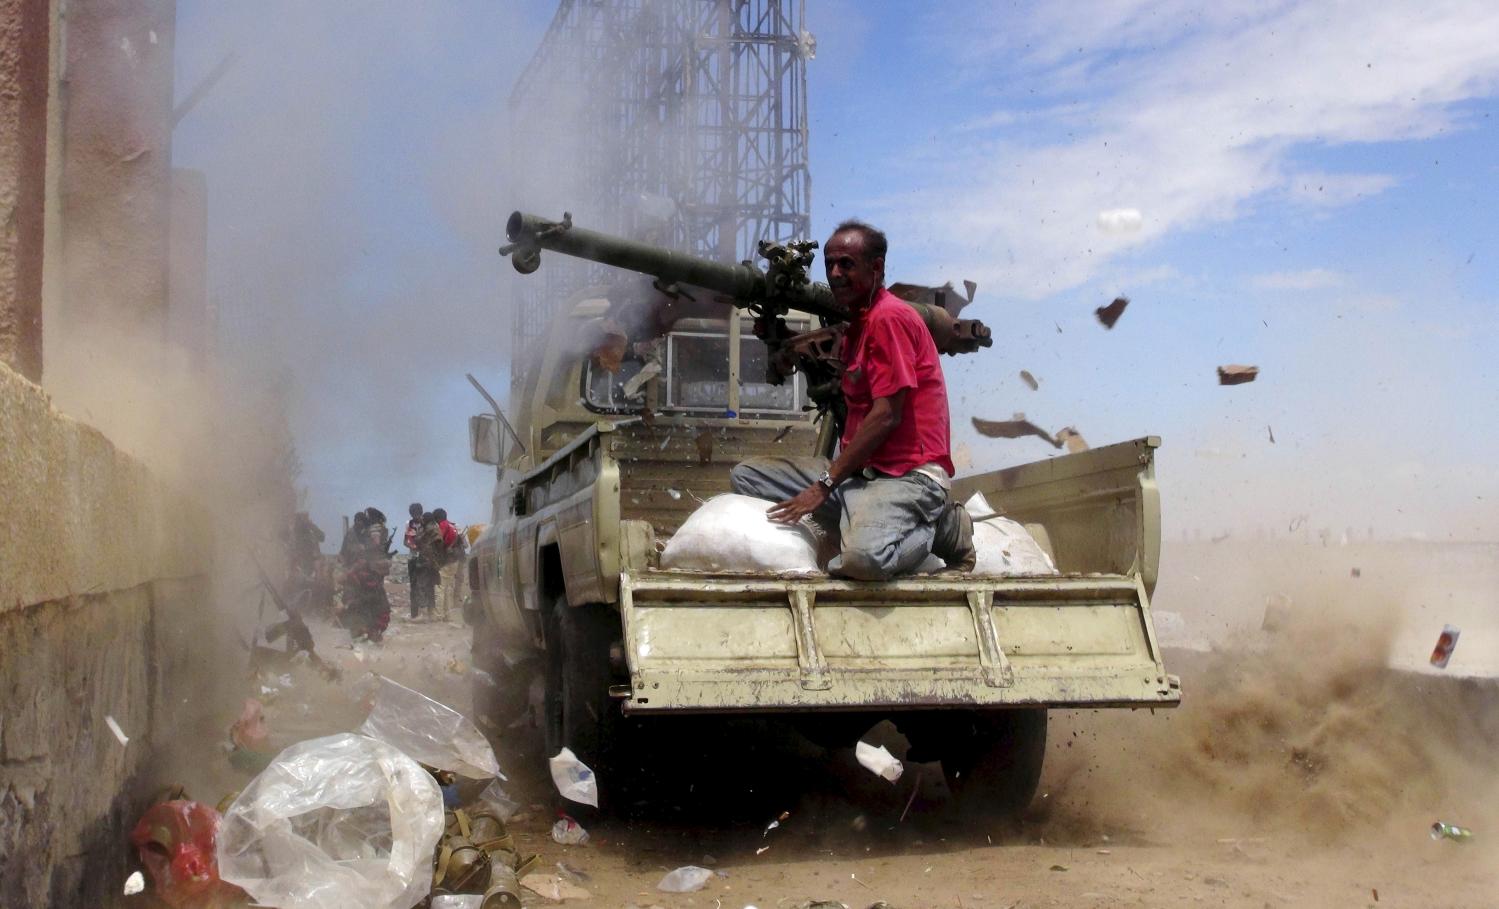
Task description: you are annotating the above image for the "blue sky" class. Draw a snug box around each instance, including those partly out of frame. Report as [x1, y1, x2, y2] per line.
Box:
[174, 1, 1499, 541]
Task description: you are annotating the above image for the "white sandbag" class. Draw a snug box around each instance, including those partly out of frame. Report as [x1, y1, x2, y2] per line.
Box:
[973, 515, 1057, 576]
[661, 494, 820, 574]
[962, 491, 1057, 576]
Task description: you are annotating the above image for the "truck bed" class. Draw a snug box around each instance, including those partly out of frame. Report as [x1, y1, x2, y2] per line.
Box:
[615, 437, 1177, 714]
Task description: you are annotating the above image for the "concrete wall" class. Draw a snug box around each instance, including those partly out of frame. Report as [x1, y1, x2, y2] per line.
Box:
[0, 0, 50, 379]
[0, 361, 214, 907]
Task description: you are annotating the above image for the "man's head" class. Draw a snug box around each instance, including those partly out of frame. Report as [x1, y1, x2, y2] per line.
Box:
[409, 503, 423, 519]
[825, 220, 887, 313]
[433, 508, 448, 523]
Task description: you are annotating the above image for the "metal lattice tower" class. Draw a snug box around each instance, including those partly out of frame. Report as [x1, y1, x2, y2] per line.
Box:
[507, 0, 813, 376]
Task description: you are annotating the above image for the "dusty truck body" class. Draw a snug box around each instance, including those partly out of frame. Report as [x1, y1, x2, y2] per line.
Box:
[466, 213, 1179, 814]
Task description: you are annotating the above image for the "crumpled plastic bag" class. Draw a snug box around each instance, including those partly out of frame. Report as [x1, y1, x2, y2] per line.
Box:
[358, 675, 502, 779]
[217, 733, 445, 909]
[661, 494, 820, 574]
[657, 865, 716, 892]
[549, 747, 599, 808]
[854, 740, 904, 783]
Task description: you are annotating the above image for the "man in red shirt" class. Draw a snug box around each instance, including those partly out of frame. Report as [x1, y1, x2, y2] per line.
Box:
[730, 220, 975, 579]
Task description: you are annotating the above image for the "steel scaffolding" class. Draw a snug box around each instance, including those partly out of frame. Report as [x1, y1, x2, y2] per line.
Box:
[507, 0, 813, 374]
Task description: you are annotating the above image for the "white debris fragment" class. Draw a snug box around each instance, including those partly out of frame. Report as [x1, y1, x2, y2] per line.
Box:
[657, 866, 715, 893]
[854, 741, 904, 783]
[105, 715, 129, 746]
[124, 871, 145, 895]
[1097, 208, 1143, 233]
[549, 747, 599, 807]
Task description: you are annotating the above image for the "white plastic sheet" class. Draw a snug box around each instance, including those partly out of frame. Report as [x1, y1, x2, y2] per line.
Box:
[854, 741, 904, 783]
[548, 747, 599, 808]
[217, 733, 444, 909]
[657, 865, 715, 892]
[358, 675, 502, 780]
[661, 494, 820, 574]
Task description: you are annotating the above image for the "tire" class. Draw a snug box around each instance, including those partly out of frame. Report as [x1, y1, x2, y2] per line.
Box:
[939, 709, 1048, 823]
[542, 597, 625, 813]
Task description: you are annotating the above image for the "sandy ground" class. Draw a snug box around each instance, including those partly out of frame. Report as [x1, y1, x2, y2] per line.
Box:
[172, 545, 1499, 909]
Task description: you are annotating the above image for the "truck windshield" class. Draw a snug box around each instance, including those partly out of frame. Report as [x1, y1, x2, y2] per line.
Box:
[583, 321, 808, 418]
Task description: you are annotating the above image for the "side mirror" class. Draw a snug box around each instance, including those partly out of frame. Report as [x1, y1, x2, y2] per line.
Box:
[469, 414, 504, 465]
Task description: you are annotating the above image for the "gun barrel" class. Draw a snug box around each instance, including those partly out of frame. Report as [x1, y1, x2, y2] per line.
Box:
[505, 211, 845, 320]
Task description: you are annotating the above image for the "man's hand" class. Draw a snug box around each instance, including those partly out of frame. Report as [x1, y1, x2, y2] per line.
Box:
[767, 483, 829, 524]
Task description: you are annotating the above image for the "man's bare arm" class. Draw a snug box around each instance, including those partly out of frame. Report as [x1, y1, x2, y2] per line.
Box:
[766, 389, 907, 524]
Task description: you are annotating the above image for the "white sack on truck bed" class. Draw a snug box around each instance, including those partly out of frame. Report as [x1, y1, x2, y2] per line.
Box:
[964, 492, 1058, 576]
[660, 494, 821, 574]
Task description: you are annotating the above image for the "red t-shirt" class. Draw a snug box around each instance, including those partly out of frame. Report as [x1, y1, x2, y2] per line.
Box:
[439, 520, 458, 548]
[839, 288, 955, 477]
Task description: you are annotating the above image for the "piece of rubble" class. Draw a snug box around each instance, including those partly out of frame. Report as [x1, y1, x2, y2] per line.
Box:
[105, 715, 129, 746]
[1095, 296, 1128, 328]
[1019, 369, 1039, 391]
[1056, 427, 1088, 453]
[1217, 364, 1259, 385]
[971, 414, 1060, 448]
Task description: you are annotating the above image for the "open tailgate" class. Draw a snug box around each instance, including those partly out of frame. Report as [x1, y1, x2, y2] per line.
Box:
[618, 570, 1181, 713]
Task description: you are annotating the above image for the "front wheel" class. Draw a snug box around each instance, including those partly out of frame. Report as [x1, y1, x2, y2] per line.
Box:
[542, 598, 626, 813]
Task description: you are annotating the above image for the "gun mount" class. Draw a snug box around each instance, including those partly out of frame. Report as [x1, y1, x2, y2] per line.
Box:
[501, 210, 993, 426]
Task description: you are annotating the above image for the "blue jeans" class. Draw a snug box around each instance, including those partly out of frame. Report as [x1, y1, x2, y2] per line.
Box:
[729, 456, 947, 580]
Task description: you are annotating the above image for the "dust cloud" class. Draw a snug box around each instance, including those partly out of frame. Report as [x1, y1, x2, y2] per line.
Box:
[1041, 548, 1499, 854]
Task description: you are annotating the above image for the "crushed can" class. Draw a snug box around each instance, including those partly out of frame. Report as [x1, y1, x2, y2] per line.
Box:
[1429, 624, 1461, 668]
[1431, 821, 1473, 842]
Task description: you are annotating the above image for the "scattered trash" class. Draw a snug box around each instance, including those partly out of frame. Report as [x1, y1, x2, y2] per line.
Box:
[358, 675, 502, 779]
[793, 902, 847, 909]
[899, 766, 923, 823]
[1049, 864, 1069, 872]
[548, 748, 600, 808]
[850, 873, 872, 890]
[763, 809, 790, 837]
[854, 741, 904, 783]
[552, 815, 590, 845]
[1095, 295, 1129, 328]
[123, 871, 145, 896]
[850, 814, 868, 832]
[756, 846, 770, 855]
[431, 896, 484, 909]
[1097, 849, 1112, 855]
[1430, 625, 1461, 668]
[106, 715, 130, 746]
[666, 487, 682, 499]
[217, 733, 445, 909]
[131, 799, 244, 908]
[1373, 888, 1380, 902]
[1217, 364, 1259, 385]
[1019, 369, 1039, 391]
[1431, 820, 1472, 842]
[1350, 567, 1361, 578]
[657, 866, 716, 893]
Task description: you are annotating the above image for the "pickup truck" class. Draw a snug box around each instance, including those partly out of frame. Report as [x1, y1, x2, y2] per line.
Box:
[466, 293, 1180, 816]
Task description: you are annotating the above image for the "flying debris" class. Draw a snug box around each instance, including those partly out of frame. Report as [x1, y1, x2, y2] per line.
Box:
[971, 414, 1060, 448]
[1019, 370, 1039, 391]
[1267, 425, 1276, 444]
[1217, 364, 1259, 386]
[1097, 208, 1143, 233]
[1056, 427, 1088, 453]
[1095, 296, 1129, 329]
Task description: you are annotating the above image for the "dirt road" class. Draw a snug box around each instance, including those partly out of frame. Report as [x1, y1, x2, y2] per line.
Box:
[201, 587, 1496, 909]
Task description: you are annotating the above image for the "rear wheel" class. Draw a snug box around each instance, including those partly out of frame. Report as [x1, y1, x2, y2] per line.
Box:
[937, 709, 1048, 823]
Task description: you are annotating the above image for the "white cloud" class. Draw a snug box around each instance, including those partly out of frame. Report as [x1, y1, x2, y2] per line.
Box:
[1096, 208, 1143, 232]
[1252, 268, 1345, 290]
[883, 0, 1499, 298]
[1287, 171, 1398, 207]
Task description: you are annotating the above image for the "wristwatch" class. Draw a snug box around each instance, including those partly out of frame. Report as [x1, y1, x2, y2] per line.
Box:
[817, 469, 836, 490]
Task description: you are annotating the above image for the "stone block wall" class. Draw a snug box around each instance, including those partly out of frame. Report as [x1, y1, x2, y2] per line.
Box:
[0, 361, 216, 907]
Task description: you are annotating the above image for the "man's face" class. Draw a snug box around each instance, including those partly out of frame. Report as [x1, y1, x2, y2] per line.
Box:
[824, 230, 884, 313]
